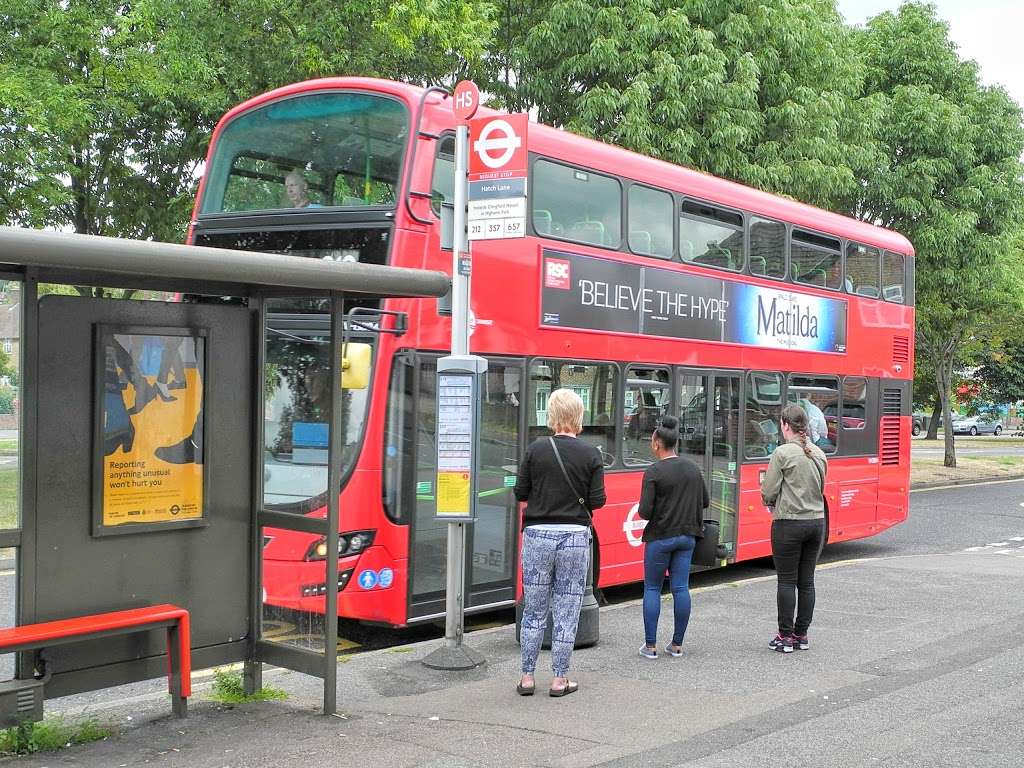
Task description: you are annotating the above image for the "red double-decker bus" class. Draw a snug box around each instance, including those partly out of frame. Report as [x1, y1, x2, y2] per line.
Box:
[189, 77, 914, 627]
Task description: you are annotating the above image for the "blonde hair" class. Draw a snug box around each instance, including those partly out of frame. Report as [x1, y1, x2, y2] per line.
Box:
[546, 388, 585, 434]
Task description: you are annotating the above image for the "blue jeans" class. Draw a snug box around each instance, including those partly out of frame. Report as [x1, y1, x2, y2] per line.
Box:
[520, 527, 590, 677]
[642, 535, 696, 646]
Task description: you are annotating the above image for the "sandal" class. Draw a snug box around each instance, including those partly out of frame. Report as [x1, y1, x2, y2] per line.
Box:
[549, 680, 578, 697]
[516, 678, 535, 696]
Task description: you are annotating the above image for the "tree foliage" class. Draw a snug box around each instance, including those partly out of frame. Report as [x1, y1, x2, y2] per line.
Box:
[491, 0, 875, 210]
[0, 0, 495, 242]
[853, 3, 1024, 466]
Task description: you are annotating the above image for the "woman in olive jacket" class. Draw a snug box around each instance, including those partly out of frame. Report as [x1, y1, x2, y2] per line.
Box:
[761, 404, 827, 654]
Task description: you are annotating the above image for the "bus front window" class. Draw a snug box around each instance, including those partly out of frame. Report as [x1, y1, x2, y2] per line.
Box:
[200, 91, 409, 214]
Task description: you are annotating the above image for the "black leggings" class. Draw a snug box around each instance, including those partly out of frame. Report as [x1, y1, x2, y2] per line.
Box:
[771, 518, 825, 636]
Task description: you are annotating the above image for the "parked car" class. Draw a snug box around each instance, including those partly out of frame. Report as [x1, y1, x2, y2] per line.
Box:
[951, 415, 1002, 436]
[912, 415, 923, 436]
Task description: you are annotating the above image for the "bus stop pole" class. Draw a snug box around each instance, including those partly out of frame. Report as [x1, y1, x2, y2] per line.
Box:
[422, 122, 485, 671]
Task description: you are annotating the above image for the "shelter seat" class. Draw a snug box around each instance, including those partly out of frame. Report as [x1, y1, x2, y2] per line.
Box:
[0, 604, 191, 720]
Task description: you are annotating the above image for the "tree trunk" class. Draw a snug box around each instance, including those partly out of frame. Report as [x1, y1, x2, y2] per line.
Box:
[935, 358, 956, 468]
[926, 395, 941, 440]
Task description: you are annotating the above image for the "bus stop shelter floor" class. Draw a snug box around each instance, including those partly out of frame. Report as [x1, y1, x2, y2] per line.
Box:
[11, 551, 1024, 768]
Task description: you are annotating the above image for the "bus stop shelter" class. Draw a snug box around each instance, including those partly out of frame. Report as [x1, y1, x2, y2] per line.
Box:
[0, 226, 449, 716]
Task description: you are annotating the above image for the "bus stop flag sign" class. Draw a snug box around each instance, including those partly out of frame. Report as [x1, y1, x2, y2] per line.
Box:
[468, 113, 529, 241]
[453, 80, 480, 122]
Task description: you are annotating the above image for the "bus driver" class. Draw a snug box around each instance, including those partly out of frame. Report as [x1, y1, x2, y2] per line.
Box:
[284, 170, 322, 209]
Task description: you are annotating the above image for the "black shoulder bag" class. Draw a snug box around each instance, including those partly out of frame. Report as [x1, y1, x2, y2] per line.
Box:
[548, 437, 594, 527]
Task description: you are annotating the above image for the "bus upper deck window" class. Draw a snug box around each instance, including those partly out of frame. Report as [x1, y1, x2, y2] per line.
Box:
[846, 243, 881, 297]
[749, 218, 786, 279]
[628, 185, 672, 259]
[200, 92, 409, 215]
[882, 251, 906, 303]
[679, 201, 744, 271]
[791, 230, 841, 290]
[532, 160, 621, 249]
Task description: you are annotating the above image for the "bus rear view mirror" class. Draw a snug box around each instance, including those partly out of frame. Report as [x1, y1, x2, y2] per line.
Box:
[341, 343, 372, 389]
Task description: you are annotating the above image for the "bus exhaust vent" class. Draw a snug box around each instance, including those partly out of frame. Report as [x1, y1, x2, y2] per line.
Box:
[880, 387, 902, 465]
[893, 336, 910, 365]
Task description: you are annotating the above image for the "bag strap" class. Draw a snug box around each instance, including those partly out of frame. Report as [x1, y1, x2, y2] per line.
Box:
[808, 453, 825, 496]
[548, 436, 594, 526]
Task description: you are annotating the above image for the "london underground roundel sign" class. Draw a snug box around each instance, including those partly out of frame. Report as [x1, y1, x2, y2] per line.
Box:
[452, 80, 480, 121]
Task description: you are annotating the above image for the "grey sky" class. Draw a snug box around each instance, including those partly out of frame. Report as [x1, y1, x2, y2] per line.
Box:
[837, 0, 1024, 110]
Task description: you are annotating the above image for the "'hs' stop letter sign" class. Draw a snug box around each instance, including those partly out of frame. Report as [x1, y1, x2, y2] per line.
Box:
[452, 81, 480, 121]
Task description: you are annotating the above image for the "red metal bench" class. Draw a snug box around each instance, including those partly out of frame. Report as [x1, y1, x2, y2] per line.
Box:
[0, 604, 191, 719]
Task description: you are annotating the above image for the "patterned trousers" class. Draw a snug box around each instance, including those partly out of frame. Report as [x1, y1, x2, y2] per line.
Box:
[520, 527, 590, 677]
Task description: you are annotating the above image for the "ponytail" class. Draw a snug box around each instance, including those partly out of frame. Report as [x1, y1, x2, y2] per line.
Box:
[781, 404, 813, 457]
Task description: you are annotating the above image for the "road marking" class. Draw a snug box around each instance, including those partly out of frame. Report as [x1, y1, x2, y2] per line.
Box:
[0, 569, 13, 577]
[912, 477, 1024, 493]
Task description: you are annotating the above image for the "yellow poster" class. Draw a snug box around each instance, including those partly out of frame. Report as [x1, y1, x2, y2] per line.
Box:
[436, 471, 471, 516]
[100, 331, 204, 528]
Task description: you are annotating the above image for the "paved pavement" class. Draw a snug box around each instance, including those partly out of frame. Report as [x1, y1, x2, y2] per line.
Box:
[15, 546, 1024, 767]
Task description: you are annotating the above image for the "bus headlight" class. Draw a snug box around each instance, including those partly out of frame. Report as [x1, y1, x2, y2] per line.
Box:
[305, 530, 376, 561]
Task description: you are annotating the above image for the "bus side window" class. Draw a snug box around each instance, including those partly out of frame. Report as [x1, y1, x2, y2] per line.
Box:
[745, 371, 783, 459]
[791, 229, 841, 290]
[680, 200, 744, 271]
[846, 243, 880, 298]
[528, 360, 618, 466]
[882, 251, 905, 303]
[628, 185, 672, 259]
[749, 218, 786, 280]
[430, 135, 456, 216]
[533, 160, 621, 249]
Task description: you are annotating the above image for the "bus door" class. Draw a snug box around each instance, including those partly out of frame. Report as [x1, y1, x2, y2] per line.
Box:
[406, 355, 521, 620]
[677, 369, 741, 559]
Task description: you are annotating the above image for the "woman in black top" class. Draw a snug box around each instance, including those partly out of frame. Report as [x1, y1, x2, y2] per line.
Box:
[514, 389, 606, 697]
[637, 416, 709, 659]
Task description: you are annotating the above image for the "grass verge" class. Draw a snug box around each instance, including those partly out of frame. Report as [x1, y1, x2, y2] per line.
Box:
[0, 439, 17, 456]
[208, 668, 288, 705]
[0, 718, 111, 756]
[0, 467, 16, 530]
[911, 455, 1024, 486]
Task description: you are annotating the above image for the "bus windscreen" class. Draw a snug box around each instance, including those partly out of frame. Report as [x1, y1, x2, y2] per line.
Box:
[200, 92, 409, 214]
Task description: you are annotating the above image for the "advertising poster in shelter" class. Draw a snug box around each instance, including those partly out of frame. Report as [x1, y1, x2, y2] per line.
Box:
[95, 327, 206, 534]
